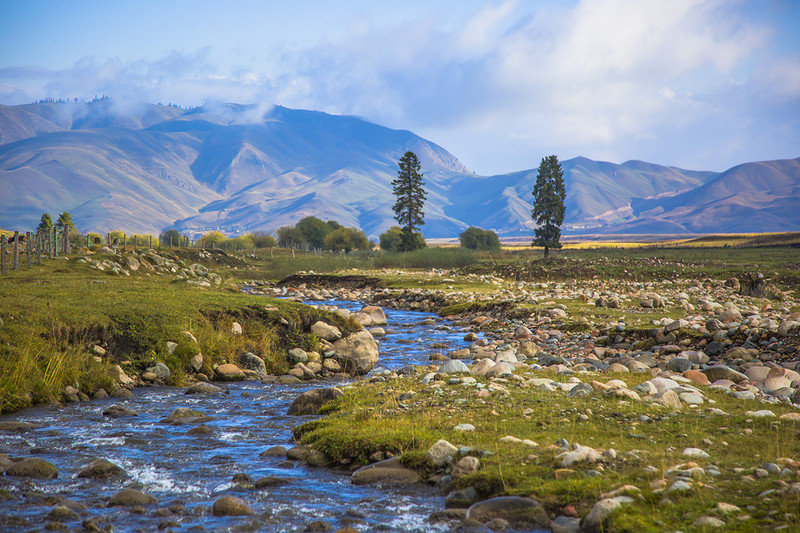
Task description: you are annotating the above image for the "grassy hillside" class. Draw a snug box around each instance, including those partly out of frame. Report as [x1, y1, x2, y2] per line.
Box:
[0, 249, 357, 413]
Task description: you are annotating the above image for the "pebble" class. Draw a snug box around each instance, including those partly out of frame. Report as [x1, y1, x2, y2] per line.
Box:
[692, 516, 725, 528]
[681, 448, 709, 458]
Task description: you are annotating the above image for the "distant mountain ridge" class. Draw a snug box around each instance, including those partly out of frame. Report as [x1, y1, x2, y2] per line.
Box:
[0, 100, 797, 237]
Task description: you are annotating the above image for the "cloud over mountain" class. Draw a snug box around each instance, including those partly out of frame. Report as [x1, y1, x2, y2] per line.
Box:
[1, 1, 797, 176]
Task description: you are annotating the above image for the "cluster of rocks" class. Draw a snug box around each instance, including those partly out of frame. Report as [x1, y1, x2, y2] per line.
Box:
[0, 444, 276, 530]
[271, 271, 800, 531]
[262, 272, 800, 407]
[71, 304, 382, 403]
[77, 248, 222, 285]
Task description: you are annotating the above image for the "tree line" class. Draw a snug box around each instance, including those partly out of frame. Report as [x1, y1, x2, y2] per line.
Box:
[25, 152, 566, 255]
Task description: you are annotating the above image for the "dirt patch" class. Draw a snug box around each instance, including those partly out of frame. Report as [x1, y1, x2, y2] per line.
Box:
[276, 274, 385, 289]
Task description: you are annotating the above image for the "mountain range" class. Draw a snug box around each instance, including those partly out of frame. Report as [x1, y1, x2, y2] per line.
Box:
[1, 99, 797, 238]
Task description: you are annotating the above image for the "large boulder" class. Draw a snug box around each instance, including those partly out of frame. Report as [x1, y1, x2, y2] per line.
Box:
[110, 364, 136, 388]
[332, 331, 380, 376]
[5, 458, 58, 479]
[108, 488, 157, 507]
[466, 496, 550, 529]
[581, 498, 621, 533]
[438, 360, 470, 374]
[311, 321, 342, 341]
[427, 439, 458, 467]
[237, 352, 266, 377]
[77, 458, 127, 480]
[215, 363, 245, 381]
[360, 306, 387, 325]
[702, 365, 747, 383]
[103, 405, 138, 418]
[213, 496, 254, 516]
[185, 382, 225, 395]
[161, 408, 211, 425]
[351, 457, 421, 485]
[145, 362, 171, 380]
[287, 387, 344, 415]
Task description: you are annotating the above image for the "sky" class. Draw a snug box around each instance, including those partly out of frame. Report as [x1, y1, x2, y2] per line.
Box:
[1, 0, 798, 175]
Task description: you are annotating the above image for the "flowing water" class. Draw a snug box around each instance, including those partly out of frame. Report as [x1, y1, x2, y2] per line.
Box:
[0, 300, 480, 532]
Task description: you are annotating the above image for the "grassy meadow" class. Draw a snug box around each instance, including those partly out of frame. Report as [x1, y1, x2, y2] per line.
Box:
[0, 249, 358, 413]
[1, 233, 798, 414]
[296, 371, 800, 532]
[0, 233, 799, 531]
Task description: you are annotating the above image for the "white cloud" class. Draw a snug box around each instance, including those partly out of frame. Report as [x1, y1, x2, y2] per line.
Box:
[0, 0, 796, 174]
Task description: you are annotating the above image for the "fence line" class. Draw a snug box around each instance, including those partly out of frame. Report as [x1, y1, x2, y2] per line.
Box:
[0, 227, 311, 275]
[1, 228, 71, 274]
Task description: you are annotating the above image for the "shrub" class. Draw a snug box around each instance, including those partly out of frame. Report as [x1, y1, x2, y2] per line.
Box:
[229, 234, 255, 250]
[277, 225, 305, 248]
[86, 232, 105, 245]
[297, 216, 334, 249]
[379, 226, 404, 251]
[109, 230, 125, 245]
[161, 229, 190, 247]
[460, 227, 501, 251]
[248, 231, 278, 248]
[197, 231, 226, 248]
[324, 227, 370, 253]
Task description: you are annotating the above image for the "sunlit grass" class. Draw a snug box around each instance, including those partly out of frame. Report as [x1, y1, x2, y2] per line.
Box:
[0, 253, 354, 413]
[298, 370, 800, 532]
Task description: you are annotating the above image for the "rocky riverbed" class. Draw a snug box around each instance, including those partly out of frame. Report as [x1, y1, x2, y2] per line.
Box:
[251, 270, 800, 532]
[2, 259, 799, 532]
[258, 270, 800, 408]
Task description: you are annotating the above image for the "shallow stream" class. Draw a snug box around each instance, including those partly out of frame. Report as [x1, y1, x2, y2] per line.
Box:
[0, 300, 478, 532]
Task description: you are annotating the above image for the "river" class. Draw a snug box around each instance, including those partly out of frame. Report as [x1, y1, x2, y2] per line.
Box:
[0, 300, 480, 532]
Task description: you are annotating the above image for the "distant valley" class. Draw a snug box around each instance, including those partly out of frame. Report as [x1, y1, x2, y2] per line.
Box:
[1, 100, 797, 238]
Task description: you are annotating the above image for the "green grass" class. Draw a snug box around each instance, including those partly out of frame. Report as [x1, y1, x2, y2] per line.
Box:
[296, 370, 800, 532]
[375, 247, 479, 270]
[456, 246, 800, 296]
[0, 253, 356, 413]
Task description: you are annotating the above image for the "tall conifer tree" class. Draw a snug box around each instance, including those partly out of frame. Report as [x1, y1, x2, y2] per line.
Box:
[391, 151, 427, 251]
[37, 213, 54, 232]
[531, 155, 566, 259]
[55, 212, 75, 233]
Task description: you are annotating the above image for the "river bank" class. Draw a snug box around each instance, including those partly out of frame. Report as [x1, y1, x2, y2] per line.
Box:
[1, 247, 799, 531]
[267, 272, 800, 532]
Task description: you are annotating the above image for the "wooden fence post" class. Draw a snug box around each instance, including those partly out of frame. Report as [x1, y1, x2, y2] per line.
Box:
[13, 231, 19, 270]
[51, 228, 56, 258]
[291, 247, 295, 259]
[26, 232, 32, 269]
[36, 231, 42, 265]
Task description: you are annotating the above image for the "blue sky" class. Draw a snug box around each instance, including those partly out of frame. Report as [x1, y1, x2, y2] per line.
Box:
[1, 0, 798, 175]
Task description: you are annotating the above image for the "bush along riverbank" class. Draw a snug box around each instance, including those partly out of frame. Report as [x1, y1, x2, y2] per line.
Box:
[0, 248, 372, 414]
[274, 270, 800, 531]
